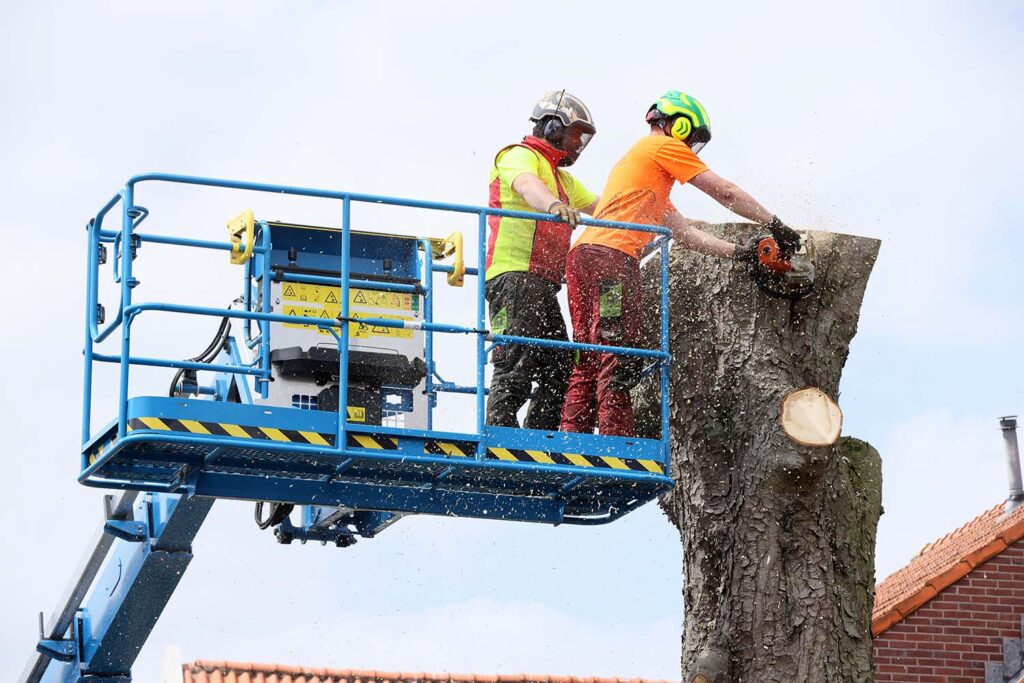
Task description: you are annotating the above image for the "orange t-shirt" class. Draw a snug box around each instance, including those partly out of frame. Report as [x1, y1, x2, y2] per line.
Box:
[574, 135, 709, 259]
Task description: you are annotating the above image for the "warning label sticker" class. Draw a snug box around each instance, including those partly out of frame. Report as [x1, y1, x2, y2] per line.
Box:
[282, 305, 332, 321]
[347, 406, 366, 422]
[282, 283, 416, 312]
[281, 283, 327, 303]
[282, 305, 414, 339]
[350, 312, 414, 339]
[350, 289, 416, 312]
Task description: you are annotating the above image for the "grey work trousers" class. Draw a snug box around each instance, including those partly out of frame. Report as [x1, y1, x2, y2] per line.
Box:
[484, 272, 572, 430]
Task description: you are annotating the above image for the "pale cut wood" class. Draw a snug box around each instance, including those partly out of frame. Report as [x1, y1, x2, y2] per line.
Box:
[781, 387, 843, 446]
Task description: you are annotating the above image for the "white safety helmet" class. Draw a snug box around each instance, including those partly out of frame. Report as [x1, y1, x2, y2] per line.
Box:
[529, 90, 596, 166]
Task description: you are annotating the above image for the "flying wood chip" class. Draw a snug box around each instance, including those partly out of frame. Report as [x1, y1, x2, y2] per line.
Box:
[780, 387, 843, 446]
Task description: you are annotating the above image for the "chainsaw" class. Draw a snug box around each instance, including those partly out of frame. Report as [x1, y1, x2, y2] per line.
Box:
[747, 227, 815, 300]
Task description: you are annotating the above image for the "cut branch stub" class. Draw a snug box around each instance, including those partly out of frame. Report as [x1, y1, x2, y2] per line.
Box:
[780, 387, 843, 446]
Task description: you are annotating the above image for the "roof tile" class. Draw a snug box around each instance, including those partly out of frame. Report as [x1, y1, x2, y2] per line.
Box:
[184, 663, 675, 683]
[872, 500, 1024, 635]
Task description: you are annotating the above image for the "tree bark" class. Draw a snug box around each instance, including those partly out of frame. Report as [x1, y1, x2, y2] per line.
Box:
[635, 224, 883, 682]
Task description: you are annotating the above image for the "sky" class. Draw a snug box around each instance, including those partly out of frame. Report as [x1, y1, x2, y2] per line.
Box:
[1, 0, 1022, 680]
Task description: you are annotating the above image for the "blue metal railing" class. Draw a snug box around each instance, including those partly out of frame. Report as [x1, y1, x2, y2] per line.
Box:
[82, 172, 673, 469]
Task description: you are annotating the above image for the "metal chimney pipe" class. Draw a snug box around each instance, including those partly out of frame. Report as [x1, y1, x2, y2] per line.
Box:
[1001, 416, 1023, 513]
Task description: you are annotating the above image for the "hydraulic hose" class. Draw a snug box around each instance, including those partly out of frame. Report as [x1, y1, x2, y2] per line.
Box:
[254, 501, 294, 530]
[168, 312, 233, 397]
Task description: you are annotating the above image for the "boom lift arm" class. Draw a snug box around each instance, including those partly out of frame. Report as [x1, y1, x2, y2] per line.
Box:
[21, 492, 212, 683]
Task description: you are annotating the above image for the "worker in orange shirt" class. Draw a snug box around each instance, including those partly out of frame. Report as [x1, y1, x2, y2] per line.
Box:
[484, 90, 600, 430]
[559, 90, 800, 437]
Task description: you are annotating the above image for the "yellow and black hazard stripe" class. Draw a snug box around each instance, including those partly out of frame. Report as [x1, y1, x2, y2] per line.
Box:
[126, 417, 397, 450]
[423, 439, 477, 457]
[115, 418, 660, 472]
[345, 433, 398, 450]
[423, 438, 663, 474]
[87, 434, 118, 465]
[486, 447, 664, 474]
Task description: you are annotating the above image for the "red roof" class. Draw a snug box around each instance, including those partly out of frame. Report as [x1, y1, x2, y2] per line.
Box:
[182, 662, 674, 683]
[872, 500, 1024, 635]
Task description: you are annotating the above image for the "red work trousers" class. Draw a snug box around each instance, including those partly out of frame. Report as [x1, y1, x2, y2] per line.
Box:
[560, 244, 644, 437]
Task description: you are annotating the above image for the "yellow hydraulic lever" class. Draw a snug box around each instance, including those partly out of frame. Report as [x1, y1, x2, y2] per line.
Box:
[226, 210, 255, 265]
[431, 230, 465, 287]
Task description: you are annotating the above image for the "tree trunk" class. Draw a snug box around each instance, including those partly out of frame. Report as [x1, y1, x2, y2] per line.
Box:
[635, 225, 883, 682]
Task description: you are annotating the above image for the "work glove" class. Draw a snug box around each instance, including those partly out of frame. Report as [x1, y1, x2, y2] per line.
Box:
[764, 216, 801, 256]
[733, 236, 761, 264]
[548, 200, 581, 228]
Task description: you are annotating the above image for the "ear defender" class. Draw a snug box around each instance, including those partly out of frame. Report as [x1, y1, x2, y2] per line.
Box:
[542, 117, 565, 144]
[670, 114, 692, 142]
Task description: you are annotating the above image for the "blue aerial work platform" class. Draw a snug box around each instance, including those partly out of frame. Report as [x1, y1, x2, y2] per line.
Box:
[22, 173, 675, 682]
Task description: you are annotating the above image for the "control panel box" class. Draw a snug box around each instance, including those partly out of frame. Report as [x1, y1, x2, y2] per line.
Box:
[252, 223, 427, 429]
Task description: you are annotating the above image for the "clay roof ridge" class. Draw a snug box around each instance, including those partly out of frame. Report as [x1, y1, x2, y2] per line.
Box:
[184, 663, 675, 683]
[912, 506, 997, 558]
[872, 499, 1024, 636]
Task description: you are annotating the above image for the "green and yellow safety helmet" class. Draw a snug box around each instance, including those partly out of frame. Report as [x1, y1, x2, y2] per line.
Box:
[646, 90, 711, 153]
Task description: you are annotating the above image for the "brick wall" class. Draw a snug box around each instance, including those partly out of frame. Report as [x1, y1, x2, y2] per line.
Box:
[874, 540, 1024, 682]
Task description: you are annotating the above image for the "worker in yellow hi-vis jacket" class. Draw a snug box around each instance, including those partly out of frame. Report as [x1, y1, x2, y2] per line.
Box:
[484, 90, 600, 430]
